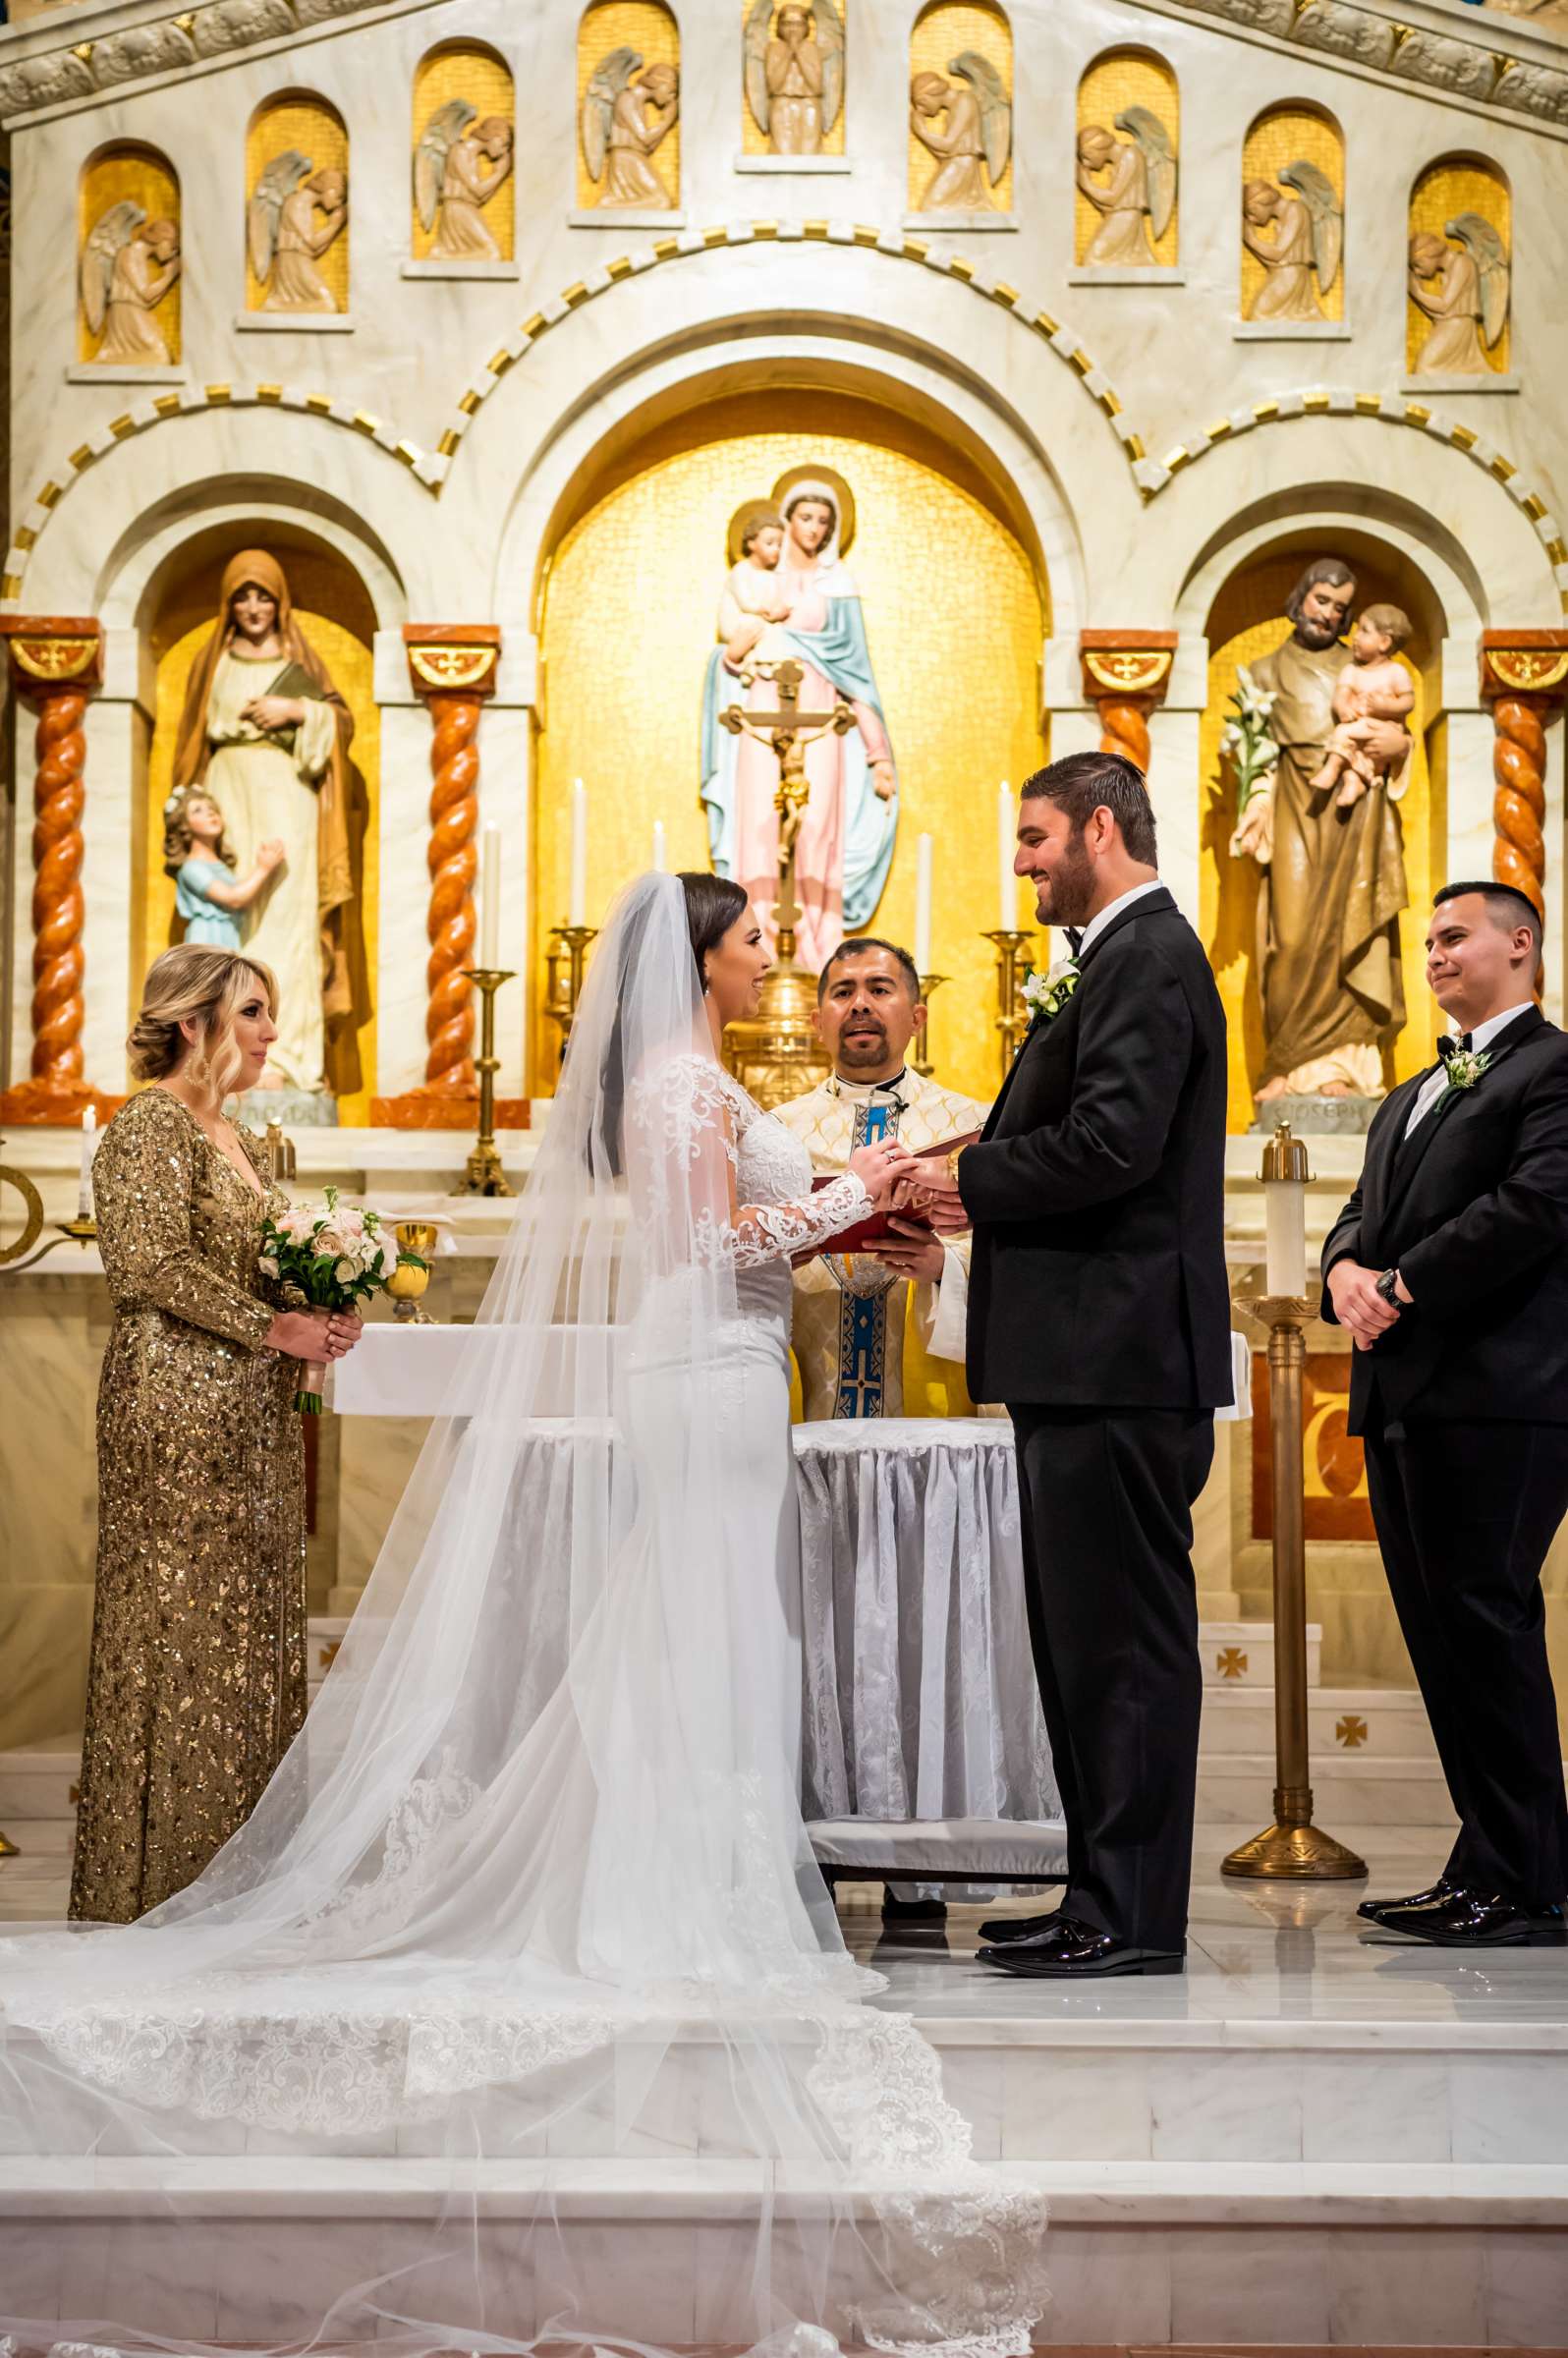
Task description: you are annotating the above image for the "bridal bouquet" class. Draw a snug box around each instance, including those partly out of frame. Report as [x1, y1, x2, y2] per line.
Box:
[259, 1185, 420, 1413]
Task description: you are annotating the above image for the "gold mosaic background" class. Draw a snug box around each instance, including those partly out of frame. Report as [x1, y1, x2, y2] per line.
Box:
[908, 2, 1013, 215]
[1241, 103, 1344, 321]
[1406, 156, 1510, 373]
[145, 555, 379, 1124]
[577, 1, 682, 209]
[245, 95, 350, 314]
[1199, 549, 1443, 1131]
[411, 42, 516, 261]
[532, 389, 1047, 1101]
[78, 144, 182, 364]
[1075, 48, 1178, 267]
[740, 0, 845, 156]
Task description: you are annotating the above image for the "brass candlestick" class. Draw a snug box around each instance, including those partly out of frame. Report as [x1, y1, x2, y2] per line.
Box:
[55, 1214, 97, 1243]
[454, 967, 517, 1198]
[1224, 1285, 1367, 1883]
[544, 925, 597, 1070]
[983, 928, 1034, 1078]
[913, 974, 947, 1080]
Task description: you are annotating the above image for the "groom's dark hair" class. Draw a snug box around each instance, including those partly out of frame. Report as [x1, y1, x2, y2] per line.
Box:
[1021, 752, 1158, 865]
[1434, 878, 1542, 956]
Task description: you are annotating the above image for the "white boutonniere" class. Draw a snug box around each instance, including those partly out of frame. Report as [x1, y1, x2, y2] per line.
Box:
[1022, 958, 1080, 1030]
[1440, 1045, 1491, 1095]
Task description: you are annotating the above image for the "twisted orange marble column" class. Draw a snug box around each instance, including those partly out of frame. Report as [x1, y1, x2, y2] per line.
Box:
[1079, 633, 1177, 776]
[1479, 635, 1568, 1000]
[372, 628, 503, 1129]
[0, 619, 104, 1123]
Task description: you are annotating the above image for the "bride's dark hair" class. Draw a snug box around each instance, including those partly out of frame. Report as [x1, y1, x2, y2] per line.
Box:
[679, 871, 750, 988]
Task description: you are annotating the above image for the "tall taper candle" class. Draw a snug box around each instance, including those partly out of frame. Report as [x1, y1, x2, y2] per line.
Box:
[569, 780, 588, 927]
[914, 833, 933, 978]
[478, 821, 501, 969]
[651, 819, 667, 874]
[78, 1103, 96, 1221]
[996, 783, 1015, 930]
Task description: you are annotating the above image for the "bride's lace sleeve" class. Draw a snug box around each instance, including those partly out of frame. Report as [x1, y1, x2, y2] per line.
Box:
[629, 1054, 870, 1272]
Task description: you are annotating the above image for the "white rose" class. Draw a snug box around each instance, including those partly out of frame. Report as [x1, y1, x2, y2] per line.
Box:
[315, 1227, 344, 1258]
[334, 1257, 358, 1287]
[258, 1254, 280, 1279]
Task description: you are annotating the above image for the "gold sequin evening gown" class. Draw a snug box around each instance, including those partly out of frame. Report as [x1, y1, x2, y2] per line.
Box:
[70, 1086, 307, 1923]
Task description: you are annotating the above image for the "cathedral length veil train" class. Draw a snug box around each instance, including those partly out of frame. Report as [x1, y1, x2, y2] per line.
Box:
[0, 872, 1046, 2357]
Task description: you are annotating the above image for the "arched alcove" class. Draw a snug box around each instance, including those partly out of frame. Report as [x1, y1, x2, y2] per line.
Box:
[1407, 152, 1511, 377]
[412, 41, 516, 261]
[1074, 47, 1178, 268]
[577, 0, 681, 211]
[245, 90, 351, 315]
[1241, 101, 1345, 324]
[77, 141, 182, 365]
[907, 1, 1013, 218]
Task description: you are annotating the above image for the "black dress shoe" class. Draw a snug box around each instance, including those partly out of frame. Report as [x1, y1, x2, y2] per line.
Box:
[1372, 1890, 1566, 1948]
[880, 1891, 948, 1924]
[1357, 1876, 1462, 1924]
[978, 1914, 1184, 1979]
[978, 1906, 1064, 1945]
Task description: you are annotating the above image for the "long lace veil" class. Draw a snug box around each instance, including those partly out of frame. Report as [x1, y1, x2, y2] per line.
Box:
[0, 872, 1045, 2356]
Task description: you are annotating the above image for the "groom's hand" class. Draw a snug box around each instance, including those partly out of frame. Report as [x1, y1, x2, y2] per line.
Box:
[1325, 1258, 1399, 1344]
[871, 1216, 946, 1283]
[910, 1165, 970, 1235]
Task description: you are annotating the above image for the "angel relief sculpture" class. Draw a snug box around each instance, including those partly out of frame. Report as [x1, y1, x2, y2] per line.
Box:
[80, 201, 182, 365]
[744, 0, 843, 156]
[581, 49, 680, 209]
[1242, 158, 1341, 322]
[910, 54, 1010, 213]
[249, 150, 349, 314]
[416, 101, 515, 257]
[1076, 109, 1175, 264]
[1409, 212, 1509, 376]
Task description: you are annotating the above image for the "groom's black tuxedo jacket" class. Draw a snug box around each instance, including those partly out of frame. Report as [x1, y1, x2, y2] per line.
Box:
[1321, 1004, 1568, 1432]
[958, 885, 1232, 1409]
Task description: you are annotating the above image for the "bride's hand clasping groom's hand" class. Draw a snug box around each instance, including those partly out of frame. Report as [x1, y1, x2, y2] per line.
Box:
[849, 1139, 924, 1205]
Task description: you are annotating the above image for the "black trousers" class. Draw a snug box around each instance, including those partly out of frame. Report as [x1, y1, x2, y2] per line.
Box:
[1009, 1404, 1214, 1949]
[1363, 1411, 1568, 1905]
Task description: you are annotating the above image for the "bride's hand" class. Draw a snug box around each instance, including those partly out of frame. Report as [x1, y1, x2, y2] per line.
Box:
[848, 1140, 923, 1207]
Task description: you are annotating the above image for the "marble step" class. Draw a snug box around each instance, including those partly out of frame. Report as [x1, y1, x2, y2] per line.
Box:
[1197, 1747, 1464, 1825]
[2, 2155, 1564, 2345]
[1200, 1684, 1438, 1761]
[0, 1748, 80, 1820]
[1198, 1618, 1321, 1690]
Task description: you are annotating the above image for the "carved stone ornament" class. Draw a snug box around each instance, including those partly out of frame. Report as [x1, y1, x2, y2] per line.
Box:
[1482, 643, 1568, 696]
[8, 633, 101, 684]
[1292, 1, 1397, 69]
[1389, 30, 1499, 104]
[1494, 59, 1568, 122]
[0, 50, 95, 116]
[91, 22, 197, 84]
[191, 0, 296, 56]
[1182, 0, 1295, 31]
[1081, 645, 1174, 698]
[407, 642, 501, 693]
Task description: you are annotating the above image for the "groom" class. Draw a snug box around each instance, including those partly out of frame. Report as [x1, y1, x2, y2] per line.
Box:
[920, 753, 1231, 1976]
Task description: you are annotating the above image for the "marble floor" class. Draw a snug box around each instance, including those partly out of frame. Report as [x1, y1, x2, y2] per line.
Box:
[3, 1820, 1567, 2344]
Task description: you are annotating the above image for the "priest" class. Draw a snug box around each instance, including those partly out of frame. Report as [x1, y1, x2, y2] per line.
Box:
[775, 938, 988, 1422]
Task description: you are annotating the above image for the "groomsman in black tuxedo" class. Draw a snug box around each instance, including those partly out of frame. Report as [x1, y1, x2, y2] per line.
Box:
[1322, 881, 1568, 1947]
[919, 753, 1231, 1977]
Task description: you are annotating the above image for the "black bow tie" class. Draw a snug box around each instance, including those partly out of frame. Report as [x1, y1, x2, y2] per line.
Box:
[1436, 1034, 1474, 1062]
[1064, 927, 1085, 957]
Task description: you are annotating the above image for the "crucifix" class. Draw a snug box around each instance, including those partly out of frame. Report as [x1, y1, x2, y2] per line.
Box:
[717, 657, 855, 968]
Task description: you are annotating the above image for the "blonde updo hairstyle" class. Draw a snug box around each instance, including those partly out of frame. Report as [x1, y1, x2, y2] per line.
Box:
[127, 944, 277, 1096]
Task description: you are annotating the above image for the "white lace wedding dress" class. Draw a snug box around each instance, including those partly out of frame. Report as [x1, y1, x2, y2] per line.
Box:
[0, 876, 1046, 2356]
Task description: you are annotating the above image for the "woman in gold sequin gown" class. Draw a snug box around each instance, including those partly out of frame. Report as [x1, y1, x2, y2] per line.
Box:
[72, 947, 361, 1923]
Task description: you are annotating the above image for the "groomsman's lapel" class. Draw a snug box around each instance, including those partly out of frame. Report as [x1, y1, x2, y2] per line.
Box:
[1073, 883, 1177, 974]
[1373, 1004, 1545, 1237]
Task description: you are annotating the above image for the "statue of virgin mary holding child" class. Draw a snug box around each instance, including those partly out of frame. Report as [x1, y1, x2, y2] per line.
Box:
[700, 469, 897, 970]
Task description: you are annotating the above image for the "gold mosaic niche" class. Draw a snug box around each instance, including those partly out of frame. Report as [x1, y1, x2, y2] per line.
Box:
[740, 0, 844, 157]
[78, 143, 181, 363]
[908, 1, 1013, 215]
[1407, 154, 1510, 373]
[1198, 548, 1444, 1131]
[532, 389, 1047, 1102]
[143, 557, 379, 1124]
[245, 92, 350, 314]
[412, 41, 516, 261]
[578, 0, 681, 208]
[1241, 103, 1344, 322]
[1074, 48, 1177, 268]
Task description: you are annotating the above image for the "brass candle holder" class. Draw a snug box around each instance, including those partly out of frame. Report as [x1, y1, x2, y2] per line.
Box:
[55, 1214, 97, 1244]
[544, 924, 598, 1070]
[982, 928, 1035, 1078]
[913, 974, 947, 1080]
[454, 967, 517, 1199]
[1223, 1278, 1367, 1883]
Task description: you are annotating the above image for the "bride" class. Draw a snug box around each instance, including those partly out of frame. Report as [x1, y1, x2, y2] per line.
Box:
[0, 871, 1047, 2355]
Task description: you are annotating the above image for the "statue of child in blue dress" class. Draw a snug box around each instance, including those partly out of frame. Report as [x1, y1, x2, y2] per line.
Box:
[162, 787, 285, 950]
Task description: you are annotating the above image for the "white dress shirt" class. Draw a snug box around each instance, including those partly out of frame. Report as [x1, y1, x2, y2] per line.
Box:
[1402, 1001, 1535, 1140]
[1072, 877, 1167, 961]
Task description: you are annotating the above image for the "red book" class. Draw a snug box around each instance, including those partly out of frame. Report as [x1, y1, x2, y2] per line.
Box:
[809, 1130, 980, 1256]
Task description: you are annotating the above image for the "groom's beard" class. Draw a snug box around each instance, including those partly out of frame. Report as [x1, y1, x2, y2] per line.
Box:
[1033, 830, 1096, 927]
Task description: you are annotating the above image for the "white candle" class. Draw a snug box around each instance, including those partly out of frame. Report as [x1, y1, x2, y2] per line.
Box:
[1263, 1174, 1307, 1301]
[478, 821, 501, 969]
[914, 833, 933, 978]
[997, 782, 1015, 930]
[78, 1103, 96, 1221]
[651, 819, 667, 874]
[569, 779, 588, 926]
